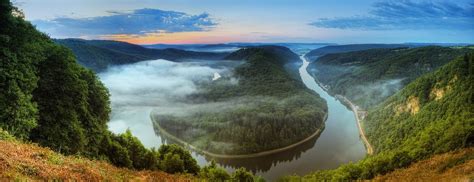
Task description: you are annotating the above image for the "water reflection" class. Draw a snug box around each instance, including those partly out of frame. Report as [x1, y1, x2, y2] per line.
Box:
[158, 126, 322, 173]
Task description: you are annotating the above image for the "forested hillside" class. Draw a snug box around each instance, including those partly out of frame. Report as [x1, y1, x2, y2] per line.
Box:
[305, 44, 408, 60]
[308, 46, 469, 109]
[153, 46, 328, 155]
[0, 0, 196, 172]
[284, 53, 474, 181]
[55, 39, 228, 72]
[0, 1, 260, 180]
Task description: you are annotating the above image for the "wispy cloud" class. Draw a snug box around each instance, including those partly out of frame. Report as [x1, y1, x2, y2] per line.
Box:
[33, 8, 217, 38]
[310, 0, 474, 30]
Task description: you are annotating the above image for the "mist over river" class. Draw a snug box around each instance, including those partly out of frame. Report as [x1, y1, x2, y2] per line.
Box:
[101, 48, 366, 181]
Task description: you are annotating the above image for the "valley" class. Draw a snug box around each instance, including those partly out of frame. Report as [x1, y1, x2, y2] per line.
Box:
[1, 0, 473, 180]
[99, 46, 371, 181]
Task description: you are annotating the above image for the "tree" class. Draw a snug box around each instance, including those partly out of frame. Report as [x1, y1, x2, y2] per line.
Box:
[232, 168, 254, 182]
[158, 144, 200, 174]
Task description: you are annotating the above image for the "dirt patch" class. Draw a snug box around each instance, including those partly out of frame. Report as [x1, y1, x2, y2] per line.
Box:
[395, 96, 420, 115]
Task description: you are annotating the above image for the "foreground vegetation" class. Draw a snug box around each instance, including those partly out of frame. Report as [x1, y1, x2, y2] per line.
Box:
[0, 131, 193, 181]
[0, 129, 263, 181]
[283, 53, 473, 180]
[154, 46, 327, 155]
[283, 147, 474, 181]
[373, 147, 474, 181]
[308, 46, 470, 109]
[0, 1, 261, 180]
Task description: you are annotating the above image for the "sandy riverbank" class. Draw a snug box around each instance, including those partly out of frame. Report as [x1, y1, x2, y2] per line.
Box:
[335, 95, 374, 155]
[303, 55, 373, 155]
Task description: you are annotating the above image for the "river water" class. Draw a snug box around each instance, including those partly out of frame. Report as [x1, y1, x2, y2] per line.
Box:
[104, 51, 366, 181]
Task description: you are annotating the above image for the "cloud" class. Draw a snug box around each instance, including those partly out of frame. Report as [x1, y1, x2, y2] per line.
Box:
[310, 0, 474, 30]
[33, 8, 217, 37]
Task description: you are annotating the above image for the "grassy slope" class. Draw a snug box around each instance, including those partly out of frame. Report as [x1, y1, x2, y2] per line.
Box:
[373, 147, 474, 181]
[308, 46, 469, 109]
[0, 136, 193, 181]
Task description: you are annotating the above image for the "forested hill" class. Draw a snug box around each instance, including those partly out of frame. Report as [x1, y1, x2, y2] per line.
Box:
[225, 46, 301, 64]
[0, 1, 260, 180]
[306, 44, 408, 59]
[55, 39, 229, 72]
[225, 46, 303, 80]
[0, 0, 198, 174]
[285, 52, 474, 181]
[307, 46, 470, 109]
[154, 46, 328, 155]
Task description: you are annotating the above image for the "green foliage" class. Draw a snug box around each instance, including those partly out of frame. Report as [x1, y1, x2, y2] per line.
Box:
[232, 168, 255, 182]
[200, 161, 264, 182]
[0, 0, 49, 139]
[155, 47, 327, 154]
[286, 53, 474, 181]
[158, 144, 200, 174]
[0, 1, 203, 176]
[306, 44, 407, 60]
[0, 127, 16, 141]
[199, 161, 230, 181]
[309, 46, 469, 109]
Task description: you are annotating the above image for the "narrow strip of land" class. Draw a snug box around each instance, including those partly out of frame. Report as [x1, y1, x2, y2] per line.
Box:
[302, 55, 373, 155]
[336, 95, 374, 155]
[150, 112, 327, 159]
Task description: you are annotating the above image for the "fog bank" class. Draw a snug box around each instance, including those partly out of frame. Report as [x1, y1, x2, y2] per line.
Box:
[99, 59, 231, 145]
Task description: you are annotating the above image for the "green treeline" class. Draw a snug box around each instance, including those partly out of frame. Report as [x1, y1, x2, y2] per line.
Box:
[283, 53, 474, 181]
[0, 1, 261, 180]
[55, 38, 228, 72]
[308, 46, 469, 109]
[0, 0, 195, 173]
[155, 47, 327, 155]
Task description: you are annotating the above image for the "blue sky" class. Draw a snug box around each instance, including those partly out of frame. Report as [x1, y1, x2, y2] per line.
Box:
[17, 0, 474, 44]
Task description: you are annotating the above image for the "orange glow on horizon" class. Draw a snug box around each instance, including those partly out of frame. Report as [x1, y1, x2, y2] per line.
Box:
[100, 31, 253, 45]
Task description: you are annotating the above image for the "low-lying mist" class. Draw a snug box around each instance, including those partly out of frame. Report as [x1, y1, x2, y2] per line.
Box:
[100, 60, 230, 107]
[98, 59, 239, 147]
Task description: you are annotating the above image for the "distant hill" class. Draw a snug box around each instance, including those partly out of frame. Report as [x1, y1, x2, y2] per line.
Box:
[306, 43, 472, 60]
[307, 46, 470, 109]
[284, 52, 474, 181]
[306, 44, 409, 60]
[55, 39, 229, 72]
[144, 43, 332, 54]
[225, 45, 301, 65]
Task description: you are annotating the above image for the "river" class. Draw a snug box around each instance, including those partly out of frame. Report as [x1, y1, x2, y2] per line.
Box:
[104, 52, 366, 181]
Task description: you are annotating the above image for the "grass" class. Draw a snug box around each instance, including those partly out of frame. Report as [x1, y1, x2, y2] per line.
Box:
[0, 139, 195, 181]
[372, 147, 474, 181]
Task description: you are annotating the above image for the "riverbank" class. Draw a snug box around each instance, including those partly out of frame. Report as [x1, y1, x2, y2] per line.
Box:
[335, 95, 374, 155]
[304, 55, 373, 155]
[150, 112, 328, 159]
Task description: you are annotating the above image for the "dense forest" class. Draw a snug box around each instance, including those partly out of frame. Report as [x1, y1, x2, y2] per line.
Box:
[0, 1, 260, 180]
[55, 39, 228, 72]
[153, 46, 328, 155]
[308, 46, 470, 109]
[305, 44, 409, 60]
[284, 53, 473, 181]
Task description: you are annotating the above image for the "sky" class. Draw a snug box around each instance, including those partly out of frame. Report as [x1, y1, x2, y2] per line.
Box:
[16, 0, 474, 44]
